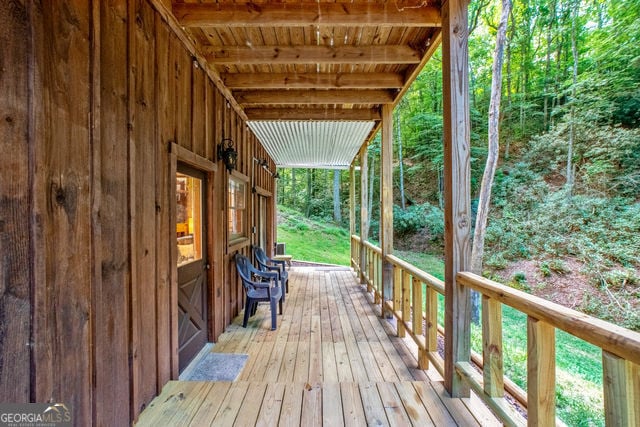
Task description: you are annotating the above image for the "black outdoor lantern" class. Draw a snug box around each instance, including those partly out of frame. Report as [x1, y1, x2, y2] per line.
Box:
[217, 138, 238, 172]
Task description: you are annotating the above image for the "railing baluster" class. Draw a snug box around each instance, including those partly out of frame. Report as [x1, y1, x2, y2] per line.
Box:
[482, 295, 504, 397]
[411, 275, 421, 336]
[412, 277, 426, 369]
[426, 285, 438, 369]
[602, 351, 640, 426]
[527, 317, 556, 426]
[402, 270, 411, 337]
[394, 265, 404, 337]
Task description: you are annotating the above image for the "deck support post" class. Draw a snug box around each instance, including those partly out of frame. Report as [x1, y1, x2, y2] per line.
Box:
[359, 145, 369, 286]
[349, 163, 357, 270]
[380, 104, 394, 318]
[442, 0, 471, 397]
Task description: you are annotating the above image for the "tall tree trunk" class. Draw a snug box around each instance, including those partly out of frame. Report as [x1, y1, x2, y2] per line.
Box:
[291, 168, 297, 208]
[395, 109, 406, 210]
[566, 0, 579, 196]
[543, 0, 556, 131]
[471, 0, 512, 324]
[333, 169, 342, 223]
[505, 9, 514, 159]
[305, 168, 312, 218]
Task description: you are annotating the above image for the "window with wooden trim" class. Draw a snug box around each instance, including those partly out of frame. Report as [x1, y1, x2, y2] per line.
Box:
[228, 175, 247, 242]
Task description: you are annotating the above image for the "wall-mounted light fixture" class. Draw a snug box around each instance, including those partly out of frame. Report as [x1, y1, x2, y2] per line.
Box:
[217, 138, 237, 172]
[253, 157, 279, 178]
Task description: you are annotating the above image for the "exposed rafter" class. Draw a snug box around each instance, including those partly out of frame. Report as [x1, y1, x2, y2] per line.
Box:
[235, 90, 395, 105]
[168, 0, 444, 169]
[204, 45, 422, 65]
[222, 72, 405, 90]
[244, 108, 381, 121]
[173, 2, 441, 28]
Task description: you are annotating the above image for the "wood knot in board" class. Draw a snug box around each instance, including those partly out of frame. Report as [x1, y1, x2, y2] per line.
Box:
[5, 116, 13, 124]
[55, 187, 66, 205]
[458, 216, 469, 229]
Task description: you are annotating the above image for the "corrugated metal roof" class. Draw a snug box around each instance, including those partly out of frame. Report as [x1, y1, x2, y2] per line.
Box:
[247, 121, 375, 169]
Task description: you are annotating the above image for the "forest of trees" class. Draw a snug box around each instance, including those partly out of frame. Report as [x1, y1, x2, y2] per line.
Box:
[276, 0, 639, 330]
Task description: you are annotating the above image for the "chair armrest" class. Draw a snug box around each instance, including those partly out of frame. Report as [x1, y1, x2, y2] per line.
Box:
[265, 265, 281, 275]
[268, 258, 286, 270]
[250, 268, 279, 281]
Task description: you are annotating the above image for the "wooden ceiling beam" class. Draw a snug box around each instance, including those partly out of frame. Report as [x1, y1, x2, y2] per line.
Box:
[173, 2, 441, 28]
[204, 45, 421, 64]
[222, 72, 405, 89]
[245, 108, 381, 121]
[236, 89, 395, 105]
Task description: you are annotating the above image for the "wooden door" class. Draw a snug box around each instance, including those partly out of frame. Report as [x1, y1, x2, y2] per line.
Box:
[176, 165, 208, 372]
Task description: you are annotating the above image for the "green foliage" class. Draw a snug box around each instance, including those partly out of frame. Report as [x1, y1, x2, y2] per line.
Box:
[526, 121, 640, 198]
[509, 271, 530, 291]
[277, 206, 350, 266]
[595, 268, 640, 290]
[393, 203, 445, 242]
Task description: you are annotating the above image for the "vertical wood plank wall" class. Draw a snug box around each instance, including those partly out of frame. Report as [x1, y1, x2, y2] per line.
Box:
[0, 1, 31, 404]
[0, 1, 276, 425]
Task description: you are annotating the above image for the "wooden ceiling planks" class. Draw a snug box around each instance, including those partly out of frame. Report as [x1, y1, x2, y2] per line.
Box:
[170, 0, 442, 130]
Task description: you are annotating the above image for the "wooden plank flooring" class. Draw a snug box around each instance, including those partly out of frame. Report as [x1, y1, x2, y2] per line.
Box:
[137, 267, 500, 426]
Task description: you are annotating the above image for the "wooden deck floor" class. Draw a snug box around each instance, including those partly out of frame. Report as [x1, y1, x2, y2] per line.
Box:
[136, 267, 500, 426]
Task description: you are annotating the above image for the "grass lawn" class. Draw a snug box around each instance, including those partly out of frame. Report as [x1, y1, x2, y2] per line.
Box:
[276, 206, 351, 266]
[277, 205, 605, 425]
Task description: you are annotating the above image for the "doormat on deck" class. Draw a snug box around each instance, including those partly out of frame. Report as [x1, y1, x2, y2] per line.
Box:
[183, 353, 249, 382]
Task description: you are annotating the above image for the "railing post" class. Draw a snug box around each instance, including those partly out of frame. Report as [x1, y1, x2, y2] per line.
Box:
[482, 296, 504, 397]
[527, 317, 556, 426]
[359, 145, 368, 285]
[349, 163, 356, 271]
[380, 104, 394, 318]
[602, 351, 640, 426]
[442, 0, 472, 397]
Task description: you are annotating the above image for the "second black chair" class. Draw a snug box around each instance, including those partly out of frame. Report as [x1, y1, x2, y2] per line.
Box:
[253, 246, 289, 302]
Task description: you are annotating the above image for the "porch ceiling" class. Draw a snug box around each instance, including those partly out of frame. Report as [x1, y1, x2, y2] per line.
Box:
[171, 0, 442, 168]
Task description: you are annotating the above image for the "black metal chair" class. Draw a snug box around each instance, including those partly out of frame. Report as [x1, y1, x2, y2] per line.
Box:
[253, 246, 289, 302]
[234, 253, 283, 330]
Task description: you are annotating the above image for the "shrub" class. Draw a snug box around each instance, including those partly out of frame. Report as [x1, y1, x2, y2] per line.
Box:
[393, 203, 444, 241]
[539, 261, 552, 277]
[595, 268, 640, 290]
[509, 272, 530, 291]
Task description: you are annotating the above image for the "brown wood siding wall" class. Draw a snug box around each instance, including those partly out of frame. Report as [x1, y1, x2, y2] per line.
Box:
[0, 1, 276, 425]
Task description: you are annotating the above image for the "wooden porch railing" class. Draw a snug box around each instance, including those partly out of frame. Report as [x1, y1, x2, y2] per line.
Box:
[351, 235, 640, 427]
[351, 235, 445, 373]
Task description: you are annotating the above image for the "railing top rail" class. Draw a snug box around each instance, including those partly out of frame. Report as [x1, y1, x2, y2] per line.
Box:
[361, 239, 382, 254]
[386, 253, 445, 294]
[458, 271, 640, 365]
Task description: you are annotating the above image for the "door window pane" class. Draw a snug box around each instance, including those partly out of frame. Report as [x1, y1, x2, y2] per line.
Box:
[176, 173, 203, 266]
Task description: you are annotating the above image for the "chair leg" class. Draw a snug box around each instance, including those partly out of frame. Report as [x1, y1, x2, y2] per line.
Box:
[243, 299, 252, 328]
[278, 297, 283, 314]
[270, 298, 277, 330]
[251, 301, 258, 316]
